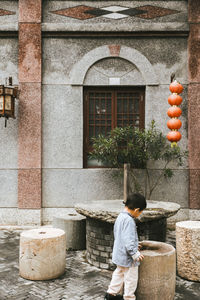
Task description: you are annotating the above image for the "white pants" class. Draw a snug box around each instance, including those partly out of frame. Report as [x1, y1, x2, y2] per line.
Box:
[107, 265, 138, 300]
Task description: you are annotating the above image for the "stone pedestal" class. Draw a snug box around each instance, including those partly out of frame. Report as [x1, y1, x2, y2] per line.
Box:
[136, 241, 176, 300]
[176, 221, 200, 282]
[53, 213, 86, 250]
[19, 228, 66, 280]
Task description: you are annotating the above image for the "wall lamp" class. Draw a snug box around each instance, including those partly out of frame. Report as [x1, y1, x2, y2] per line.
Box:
[0, 77, 18, 127]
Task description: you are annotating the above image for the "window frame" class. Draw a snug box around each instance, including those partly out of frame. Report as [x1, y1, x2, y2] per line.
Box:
[83, 86, 145, 168]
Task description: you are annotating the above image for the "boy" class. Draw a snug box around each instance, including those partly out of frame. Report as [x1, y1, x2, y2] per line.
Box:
[104, 193, 147, 300]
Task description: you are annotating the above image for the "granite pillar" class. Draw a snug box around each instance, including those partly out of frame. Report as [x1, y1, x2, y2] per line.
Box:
[18, 1, 42, 219]
[188, 1, 200, 209]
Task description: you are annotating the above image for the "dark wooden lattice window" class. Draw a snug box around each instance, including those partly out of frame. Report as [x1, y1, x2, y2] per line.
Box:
[83, 87, 145, 167]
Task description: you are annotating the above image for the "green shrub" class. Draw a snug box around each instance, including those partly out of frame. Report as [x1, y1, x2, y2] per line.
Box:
[90, 120, 187, 199]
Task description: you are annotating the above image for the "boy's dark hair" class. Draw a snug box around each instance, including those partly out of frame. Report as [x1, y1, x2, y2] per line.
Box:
[124, 193, 147, 211]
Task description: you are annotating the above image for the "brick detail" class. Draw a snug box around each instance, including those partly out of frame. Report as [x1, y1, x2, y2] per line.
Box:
[86, 218, 115, 270]
[86, 217, 167, 270]
[137, 218, 166, 242]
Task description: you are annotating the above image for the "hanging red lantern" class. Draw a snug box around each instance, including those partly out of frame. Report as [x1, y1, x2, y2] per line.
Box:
[169, 80, 184, 94]
[167, 79, 183, 147]
[167, 118, 182, 130]
[167, 131, 182, 142]
[167, 106, 182, 118]
[168, 94, 182, 106]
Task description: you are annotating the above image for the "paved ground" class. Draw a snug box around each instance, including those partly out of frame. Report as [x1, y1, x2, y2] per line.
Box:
[0, 229, 200, 300]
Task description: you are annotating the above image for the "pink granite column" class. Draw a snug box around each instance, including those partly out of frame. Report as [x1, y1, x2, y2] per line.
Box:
[188, 1, 200, 209]
[18, 0, 42, 210]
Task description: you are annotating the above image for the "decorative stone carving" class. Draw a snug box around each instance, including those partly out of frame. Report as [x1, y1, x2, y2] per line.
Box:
[176, 221, 200, 282]
[19, 228, 66, 280]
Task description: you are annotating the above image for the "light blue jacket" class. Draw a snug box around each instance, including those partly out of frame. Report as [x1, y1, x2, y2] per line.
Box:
[112, 211, 140, 267]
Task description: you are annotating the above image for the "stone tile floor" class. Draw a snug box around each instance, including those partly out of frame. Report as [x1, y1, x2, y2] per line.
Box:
[0, 228, 200, 300]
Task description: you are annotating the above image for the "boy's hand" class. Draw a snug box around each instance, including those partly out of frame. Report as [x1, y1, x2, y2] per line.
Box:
[138, 242, 143, 250]
[136, 254, 144, 262]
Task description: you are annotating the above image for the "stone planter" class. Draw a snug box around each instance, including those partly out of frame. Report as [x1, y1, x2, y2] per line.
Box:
[176, 221, 200, 282]
[136, 241, 176, 300]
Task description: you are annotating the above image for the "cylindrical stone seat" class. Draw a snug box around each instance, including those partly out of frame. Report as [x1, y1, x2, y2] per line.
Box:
[19, 228, 66, 280]
[136, 241, 176, 300]
[176, 221, 200, 282]
[53, 213, 86, 250]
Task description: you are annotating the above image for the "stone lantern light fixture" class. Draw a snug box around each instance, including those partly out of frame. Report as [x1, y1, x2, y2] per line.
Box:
[0, 77, 18, 127]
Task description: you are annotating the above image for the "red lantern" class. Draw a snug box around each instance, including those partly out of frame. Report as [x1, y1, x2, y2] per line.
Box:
[167, 131, 182, 142]
[169, 80, 184, 94]
[167, 118, 182, 130]
[167, 79, 183, 146]
[168, 94, 182, 106]
[167, 106, 182, 118]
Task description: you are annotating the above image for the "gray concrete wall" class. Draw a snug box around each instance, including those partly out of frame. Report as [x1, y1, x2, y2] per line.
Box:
[0, 38, 18, 209]
[42, 35, 188, 209]
[0, 1, 18, 224]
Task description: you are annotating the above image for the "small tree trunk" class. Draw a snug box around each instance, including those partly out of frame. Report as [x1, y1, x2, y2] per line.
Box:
[124, 163, 130, 203]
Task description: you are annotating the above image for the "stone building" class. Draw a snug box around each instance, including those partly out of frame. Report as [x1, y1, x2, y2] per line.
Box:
[0, 0, 199, 226]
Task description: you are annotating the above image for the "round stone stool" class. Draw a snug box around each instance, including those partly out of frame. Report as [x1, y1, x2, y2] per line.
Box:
[176, 220, 200, 282]
[136, 241, 176, 300]
[53, 213, 86, 250]
[19, 228, 66, 280]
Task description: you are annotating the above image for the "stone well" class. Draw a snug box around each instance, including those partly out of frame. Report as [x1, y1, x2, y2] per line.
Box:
[19, 228, 66, 280]
[176, 220, 200, 282]
[76, 200, 180, 269]
[136, 240, 176, 300]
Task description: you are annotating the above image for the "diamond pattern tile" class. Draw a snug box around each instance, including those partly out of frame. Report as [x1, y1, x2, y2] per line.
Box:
[0, 8, 15, 16]
[120, 8, 149, 17]
[50, 4, 179, 21]
[135, 5, 179, 19]
[86, 9, 111, 17]
[51, 5, 96, 20]
[101, 6, 129, 12]
[103, 13, 129, 20]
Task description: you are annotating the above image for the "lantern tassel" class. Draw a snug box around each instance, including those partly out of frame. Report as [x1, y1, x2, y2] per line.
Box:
[171, 142, 177, 148]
